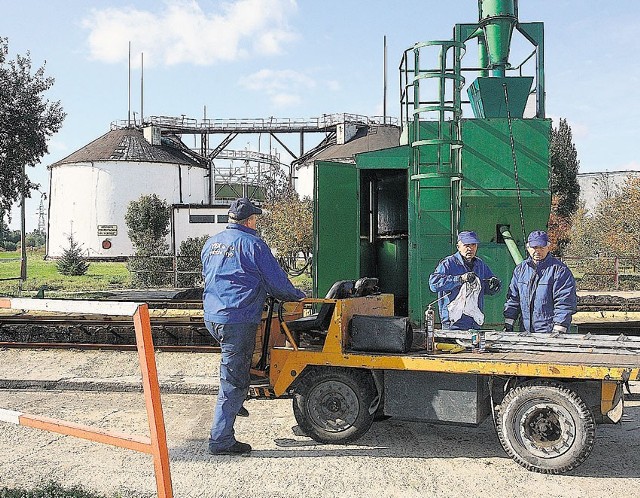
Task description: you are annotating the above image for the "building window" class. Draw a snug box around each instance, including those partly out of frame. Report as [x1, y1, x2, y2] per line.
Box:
[217, 215, 229, 223]
[189, 214, 215, 223]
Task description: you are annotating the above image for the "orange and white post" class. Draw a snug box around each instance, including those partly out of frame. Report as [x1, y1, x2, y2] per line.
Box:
[0, 298, 173, 498]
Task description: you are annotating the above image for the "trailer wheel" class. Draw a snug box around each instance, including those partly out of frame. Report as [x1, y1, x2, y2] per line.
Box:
[293, 368, 376, 444]
[496, 381, 596, 474]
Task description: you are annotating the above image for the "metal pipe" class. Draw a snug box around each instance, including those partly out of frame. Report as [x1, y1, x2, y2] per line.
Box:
[479, 0, 517, 77]
[499, 226, 523, 264]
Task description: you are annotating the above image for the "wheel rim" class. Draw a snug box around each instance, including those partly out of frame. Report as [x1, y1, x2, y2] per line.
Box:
[307, 380, 359, 433]
[514, 400, 576, 459]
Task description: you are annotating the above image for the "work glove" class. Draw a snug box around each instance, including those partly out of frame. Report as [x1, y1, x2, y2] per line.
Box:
[460, 272, 477, 284]
[487, 276, 501, 293]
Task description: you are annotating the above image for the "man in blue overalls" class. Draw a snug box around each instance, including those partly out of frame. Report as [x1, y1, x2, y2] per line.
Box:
[429, 231, 501, 330]
[201, 197, 305, 455]
[504, 230, 577, 334]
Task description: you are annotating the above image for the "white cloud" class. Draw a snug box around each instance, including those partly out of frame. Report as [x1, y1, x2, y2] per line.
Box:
[82, 0, 298, 67]
[271, 93, 302, 107]
[239, 68, 341, 108]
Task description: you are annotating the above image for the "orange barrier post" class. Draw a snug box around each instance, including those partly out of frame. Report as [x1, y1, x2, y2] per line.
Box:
[0, 298, 173, 498]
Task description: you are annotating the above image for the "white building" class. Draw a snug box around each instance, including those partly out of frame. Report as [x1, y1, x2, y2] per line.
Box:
[47, 127, 229, 259]
[577, 170, 640, 213]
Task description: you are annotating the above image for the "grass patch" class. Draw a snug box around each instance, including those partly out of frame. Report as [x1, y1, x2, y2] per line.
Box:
[0, 250, 131, 297]
[0, 250, 311, 297]
[0, 481, 112, 498]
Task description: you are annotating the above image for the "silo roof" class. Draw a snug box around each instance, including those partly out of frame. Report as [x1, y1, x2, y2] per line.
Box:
[49, 128, 204, 168]
[299, 125, 400, 167]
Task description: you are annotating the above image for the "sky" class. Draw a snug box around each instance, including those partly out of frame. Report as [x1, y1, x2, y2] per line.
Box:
[3, 0, 640, 231]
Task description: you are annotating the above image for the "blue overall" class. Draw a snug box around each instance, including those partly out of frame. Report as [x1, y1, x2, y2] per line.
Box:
[202, 223, 305, 451]
[503, 254, 577, 333]
[428, 252, 500, 330]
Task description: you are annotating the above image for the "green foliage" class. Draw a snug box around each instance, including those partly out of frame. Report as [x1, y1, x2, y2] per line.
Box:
[176, 235, 208, 287]
[1, 240, 17, 252]
[0, 481, 108, 497]
[0, 38, 65, 214]
[0, 224, 21, 251]
[125, 194, 172, 287]
[567, 177, 640, 258]
[125, 194, 171, 248]
[56, 233, 89, 276]
[550, 118, 580, 217]
[548, 118, 580, 254]
[259, 192, 313, 260]
[26, 229, 46, 248]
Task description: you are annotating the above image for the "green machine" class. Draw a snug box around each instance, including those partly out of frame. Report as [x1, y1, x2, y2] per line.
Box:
[314, 0, 550, 327]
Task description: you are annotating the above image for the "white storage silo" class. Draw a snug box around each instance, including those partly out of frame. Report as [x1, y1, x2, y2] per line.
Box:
[47, 127, 208, 259]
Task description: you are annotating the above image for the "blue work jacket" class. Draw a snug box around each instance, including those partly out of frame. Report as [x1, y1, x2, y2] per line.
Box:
[428, 252, 500, 330]
[503, 254, 577, 333]
[201, 224, 305, 324]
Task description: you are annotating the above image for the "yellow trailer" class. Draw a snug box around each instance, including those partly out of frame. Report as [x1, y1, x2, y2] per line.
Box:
[257, 292, 640, 475]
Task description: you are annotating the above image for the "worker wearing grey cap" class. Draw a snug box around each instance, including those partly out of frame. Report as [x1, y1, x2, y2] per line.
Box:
[429, 230, 501, 330]
[201, 197, 305, 455]
[504, 230, 577, 334]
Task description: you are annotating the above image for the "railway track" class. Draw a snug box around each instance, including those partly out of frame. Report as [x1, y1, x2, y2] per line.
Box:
[1, 297, 639, 350]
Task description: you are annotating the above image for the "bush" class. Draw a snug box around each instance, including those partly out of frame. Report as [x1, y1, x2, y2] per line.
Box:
[127, 251, 173, 287]
[26, 230, 46, 248]
[1, 241, 17, 251]
[125, 195, 172, 287]
[176, 235, 209, 287]
[56, 234, 89, 276]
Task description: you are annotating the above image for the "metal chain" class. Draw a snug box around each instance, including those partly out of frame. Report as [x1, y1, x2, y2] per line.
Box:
[503, 83, 527, 244]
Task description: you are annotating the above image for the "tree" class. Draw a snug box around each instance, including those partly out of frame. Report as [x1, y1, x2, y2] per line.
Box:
[125, 194, 171, 249]
[566, 177, 640, 257]
[56, 233, 89, 276]
[0, 38, 65, 215]
[594, 177, 640, 256]
[125, 194, 172, 287]
[25, 229, 46, 248]
[259, 191, 313, 275]
[548, 118, 580, 254]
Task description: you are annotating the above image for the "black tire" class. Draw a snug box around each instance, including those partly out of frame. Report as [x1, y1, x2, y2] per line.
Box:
[293, 368, 376, 444]
[496, 381, 596, 474]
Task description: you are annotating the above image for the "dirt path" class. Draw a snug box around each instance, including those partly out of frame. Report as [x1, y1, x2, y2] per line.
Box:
[1, 387, 639, 498]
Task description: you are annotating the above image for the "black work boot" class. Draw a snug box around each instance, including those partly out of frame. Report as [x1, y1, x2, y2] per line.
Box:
[209, 441, 252, 455]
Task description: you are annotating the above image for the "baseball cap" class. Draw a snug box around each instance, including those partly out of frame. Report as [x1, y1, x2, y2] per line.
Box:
[527, 230, 549, 247]
[457, 231, 480, 244]
[228, 197, 262, 220]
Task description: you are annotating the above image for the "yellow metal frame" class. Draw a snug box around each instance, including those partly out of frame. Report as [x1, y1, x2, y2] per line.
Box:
[269, 295, 640, 414]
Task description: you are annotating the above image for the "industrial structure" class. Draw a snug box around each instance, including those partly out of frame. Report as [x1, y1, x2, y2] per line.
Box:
[46, 114, 395, 259]
[313, 0, 548, 326]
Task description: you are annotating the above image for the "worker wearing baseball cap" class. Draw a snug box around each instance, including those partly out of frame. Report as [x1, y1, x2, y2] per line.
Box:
[429, 230, 501, 330]
[503, 230, 577, 334]
[201, 197, 305, 455]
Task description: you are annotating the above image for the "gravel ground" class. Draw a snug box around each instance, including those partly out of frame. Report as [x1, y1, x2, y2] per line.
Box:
[1, 349, 640, 497]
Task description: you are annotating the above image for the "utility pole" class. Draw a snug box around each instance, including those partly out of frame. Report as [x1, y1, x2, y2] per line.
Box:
[20, 164, 27, 281]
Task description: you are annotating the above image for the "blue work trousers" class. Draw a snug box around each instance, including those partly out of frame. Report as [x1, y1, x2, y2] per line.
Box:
[206, 321, 258, 451]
